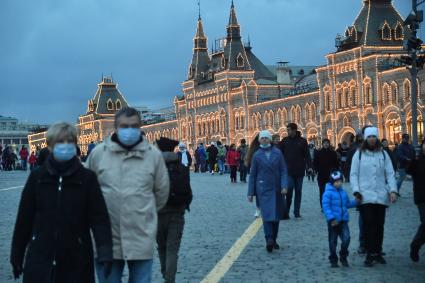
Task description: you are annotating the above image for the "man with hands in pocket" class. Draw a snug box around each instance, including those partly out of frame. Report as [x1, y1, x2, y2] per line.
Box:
[247, 130, 288, 253]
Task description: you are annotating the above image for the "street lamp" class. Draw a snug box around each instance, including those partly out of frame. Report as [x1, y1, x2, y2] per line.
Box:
[402, 0, 425, 147]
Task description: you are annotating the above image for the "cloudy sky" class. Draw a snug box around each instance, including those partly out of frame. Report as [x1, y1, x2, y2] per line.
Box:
[0, 0, 412, 124]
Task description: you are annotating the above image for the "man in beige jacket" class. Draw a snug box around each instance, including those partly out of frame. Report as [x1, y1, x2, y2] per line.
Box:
[86, 107, 170, 283]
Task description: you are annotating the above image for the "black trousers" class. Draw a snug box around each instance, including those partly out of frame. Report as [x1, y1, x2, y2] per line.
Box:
[317, 178, 327, 209]
[230, 165, 237, 181]
[412, 203, 425, 250]
[359, 203, 386, 254]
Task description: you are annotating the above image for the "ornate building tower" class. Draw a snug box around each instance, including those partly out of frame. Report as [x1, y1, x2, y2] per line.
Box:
[188, 14, 210, 80]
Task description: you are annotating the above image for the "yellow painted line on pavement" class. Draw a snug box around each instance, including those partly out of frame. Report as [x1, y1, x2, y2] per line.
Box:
[0, 185, 24, 192]
[201, 217, 263, 283]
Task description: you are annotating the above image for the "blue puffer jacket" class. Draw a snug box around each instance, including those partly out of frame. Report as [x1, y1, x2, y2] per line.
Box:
[322, 183, 357, 222]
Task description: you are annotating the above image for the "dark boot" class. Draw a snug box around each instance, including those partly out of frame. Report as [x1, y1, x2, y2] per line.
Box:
[410, 243, 420, 262]
[340, 257, 349, 267]
[364, 254, 374, 267]
[266, 240, 274, 253]
[374, 254, 387, 264]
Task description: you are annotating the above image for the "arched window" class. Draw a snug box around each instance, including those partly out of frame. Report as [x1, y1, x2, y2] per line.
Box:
[364, 83, 373, 104]
[116, 100, 122, 110]
[404, 80, 411, 101]
[394, 22, 403, 40]
[337, 89, 342, 109]
[350, 87, 357, 106]
[382, 22, 392, 40]
[343, 87, 349, 108]
[107, 99, 114, 111]
[237, 53, 244, 67]
[382, 84, 389, 106]
[391, 82, 398, 104]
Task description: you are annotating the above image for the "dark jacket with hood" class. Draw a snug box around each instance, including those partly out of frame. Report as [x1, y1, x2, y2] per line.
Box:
[406, 154, 425, 205]
[10, 156, 112, 283]
[313, 148, 339, 182]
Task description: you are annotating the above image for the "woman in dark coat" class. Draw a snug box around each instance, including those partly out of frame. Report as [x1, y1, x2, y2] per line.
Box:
[406, 139, 425, 262]
[248, 130, 288, 252]
[10, 122, 113, 283]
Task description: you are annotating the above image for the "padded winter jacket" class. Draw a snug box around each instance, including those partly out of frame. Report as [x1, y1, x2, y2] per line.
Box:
[322, 183, 357, 222]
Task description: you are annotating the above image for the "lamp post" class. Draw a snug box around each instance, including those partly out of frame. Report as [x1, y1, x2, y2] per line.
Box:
[402, 0, 424, 147]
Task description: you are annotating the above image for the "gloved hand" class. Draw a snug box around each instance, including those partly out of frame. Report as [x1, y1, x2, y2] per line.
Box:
[12, 263, 23, 280]
[353, 192, 363, 203]
[330, 219, 339, 227]
[100, 261, 113, 279]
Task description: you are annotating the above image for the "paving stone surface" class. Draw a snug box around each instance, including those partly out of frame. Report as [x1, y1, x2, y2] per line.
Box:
[1, 170, 424, 282]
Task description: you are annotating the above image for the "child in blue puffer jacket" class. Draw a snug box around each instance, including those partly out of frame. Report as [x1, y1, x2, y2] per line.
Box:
[322, 170, 359, 267]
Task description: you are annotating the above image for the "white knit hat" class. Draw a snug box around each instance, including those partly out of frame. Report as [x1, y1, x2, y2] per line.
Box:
[258, 130, 272, 141]
[364, 127, 379, 139]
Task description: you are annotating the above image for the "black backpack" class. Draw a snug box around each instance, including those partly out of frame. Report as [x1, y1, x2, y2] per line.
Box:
[166, 161, 193, 210]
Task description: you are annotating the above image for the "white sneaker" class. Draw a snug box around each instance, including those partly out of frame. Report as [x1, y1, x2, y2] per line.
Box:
[254, 208, 261, 218]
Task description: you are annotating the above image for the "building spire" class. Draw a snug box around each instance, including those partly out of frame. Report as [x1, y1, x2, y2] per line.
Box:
[228, 0, 239, 27]
[188, 10, 210, 80]
[198, 0, 201, 20]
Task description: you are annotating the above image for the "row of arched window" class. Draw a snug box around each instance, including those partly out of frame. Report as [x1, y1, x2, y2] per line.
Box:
[381, 21, 404, 41]
[107, 99, 122, 111]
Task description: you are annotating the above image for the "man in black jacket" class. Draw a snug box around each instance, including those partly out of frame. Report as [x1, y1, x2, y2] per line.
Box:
[313, 138, 339, 209]
[279, 123, 312, 219]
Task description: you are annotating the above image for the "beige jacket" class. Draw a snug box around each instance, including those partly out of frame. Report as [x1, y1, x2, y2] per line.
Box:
[85, 137, 169, 260]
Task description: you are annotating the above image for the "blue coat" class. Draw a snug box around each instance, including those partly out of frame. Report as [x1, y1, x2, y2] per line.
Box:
[248, 146, 288, 222]
[322, 183, 357, 222]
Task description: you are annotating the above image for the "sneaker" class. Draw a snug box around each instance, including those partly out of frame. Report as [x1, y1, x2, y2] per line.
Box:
[273, 242, 280, 250]
[357, 246, 367, 255]
[340, 258, 349, 267]
[410, 244, 420, 262]
[364, 255, 374, 267]
[330, 262, 339, 268]
[254, 209, 261, 218]
[374, 254, 387, 264]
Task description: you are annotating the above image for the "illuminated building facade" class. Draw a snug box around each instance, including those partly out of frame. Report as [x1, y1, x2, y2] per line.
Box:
[28, 76, 128, 153]
[142, 0, 425, 147]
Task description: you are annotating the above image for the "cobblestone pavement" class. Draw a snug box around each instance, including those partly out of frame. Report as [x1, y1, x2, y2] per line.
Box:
[1, 170, 424, 282]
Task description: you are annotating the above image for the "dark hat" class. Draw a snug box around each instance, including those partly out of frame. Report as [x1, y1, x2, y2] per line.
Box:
[329, 170, 343, 184]
[156, 137, 179, 152]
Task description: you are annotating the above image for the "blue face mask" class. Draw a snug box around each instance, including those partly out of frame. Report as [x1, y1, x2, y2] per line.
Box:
[117, 128, 141, 146]
[260, 143, 271, 149]
[53, 143, 77, 162]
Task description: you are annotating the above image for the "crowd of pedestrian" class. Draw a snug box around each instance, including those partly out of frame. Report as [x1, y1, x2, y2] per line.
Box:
[8, 107, 425, 282]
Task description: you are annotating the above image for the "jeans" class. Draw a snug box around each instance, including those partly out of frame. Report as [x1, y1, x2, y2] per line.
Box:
[328, 221, 350, 262]
[285, 175, 304, 217]
[217, 158, 225, 174]
[263, 221, 279, 243]
[397, 168, 407, 193]
[200, 160, 206, 172]
[157, 211, 185, 283]
[412, 203, 425, 251]
[96, 259, 153, 283]
[21, 160, 27, 171]
[359, 204, 386, 255]
[239, 162, 247, 181]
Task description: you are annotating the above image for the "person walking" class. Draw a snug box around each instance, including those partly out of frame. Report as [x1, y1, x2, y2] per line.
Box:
[382, 138, 397, 172]
[226, 144, 240, 183]
[322, 171, 359, 267]
[350, 126, 397, 267]
[86, 107, 170, 283]
[198, 143, 207, 172]
[307, 142, 316, 182]
[245, 134, 261, 218]
[237, 139, 248, 182]
[10, 122, 113, 282]
[248, 130, 288, 252]
[19, 145, 29, 171]
[314, 138, 339, 210]
[278, 123, 312, 219]
[207, 143, 218, 175]
[216, 141, 227, 175]
[177, 142, 192, 169]
[396, 133, 415, 195]
[406, 139, 425, 262]
[336, 142, 349, 180]
[156, 137, 192, 283]
[28, 151, 37, 171]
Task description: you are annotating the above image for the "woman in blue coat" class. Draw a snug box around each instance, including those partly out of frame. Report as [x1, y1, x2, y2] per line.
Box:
[248, 130, 288, 252]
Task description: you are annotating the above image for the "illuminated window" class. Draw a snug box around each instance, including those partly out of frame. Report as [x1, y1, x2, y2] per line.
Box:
[237, 53, 244, 67]
[391, 82, 398, 103]
[350, 87, 357, 106]
[337, 89, 342, 108]
[364, 84, 373, 104]
[404, 80, 411, 101]
[394, 22, 403, 40]
[382, 22, 392, 40]
[116, 100, 122, 110]
[107, 99, 114, 111]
